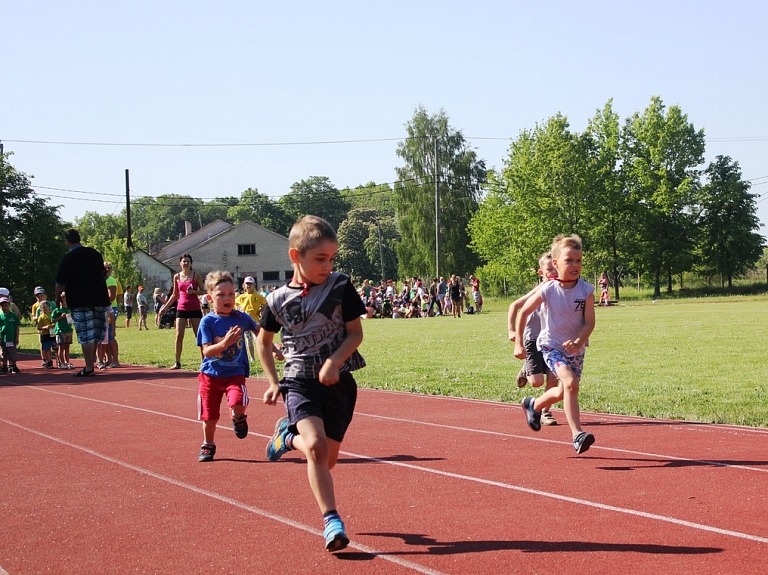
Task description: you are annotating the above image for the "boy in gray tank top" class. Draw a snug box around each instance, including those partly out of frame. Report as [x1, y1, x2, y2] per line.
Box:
[514, 234, 596, 454]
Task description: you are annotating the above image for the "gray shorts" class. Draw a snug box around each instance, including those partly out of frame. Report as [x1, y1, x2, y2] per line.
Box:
[523, 339, 548, 377]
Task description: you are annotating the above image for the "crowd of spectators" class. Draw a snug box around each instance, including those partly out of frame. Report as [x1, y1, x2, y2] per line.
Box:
[357, 275, 483, 319]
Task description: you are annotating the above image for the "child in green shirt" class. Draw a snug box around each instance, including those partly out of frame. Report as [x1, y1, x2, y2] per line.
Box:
[0, 297, 21, 373]
[51, 292, 74, 369]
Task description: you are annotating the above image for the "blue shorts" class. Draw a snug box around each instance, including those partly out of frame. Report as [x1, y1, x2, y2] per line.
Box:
[280, 372, 357, 443]
[71, 307, 109, 345]
[542, 346, 585, 379]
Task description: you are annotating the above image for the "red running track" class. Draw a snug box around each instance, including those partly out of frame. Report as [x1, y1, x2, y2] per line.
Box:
[1, 358, 767, 574]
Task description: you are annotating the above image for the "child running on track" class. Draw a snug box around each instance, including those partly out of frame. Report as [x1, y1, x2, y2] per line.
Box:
[256, 215, 366, 552]
[195, 271, 260, 463]
[508, 251, 559, 425]
[514, 234, 596, 454]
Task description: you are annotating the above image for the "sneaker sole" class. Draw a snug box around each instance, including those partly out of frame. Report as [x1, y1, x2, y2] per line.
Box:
[574, 433, 595, 454]
[265, 416, 289, 460]
[326, 534, 349, 552]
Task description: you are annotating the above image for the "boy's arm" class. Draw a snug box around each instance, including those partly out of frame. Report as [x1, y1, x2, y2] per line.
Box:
[318, 317, 363, 386]
[200, 326, 242, 358]
[568, 295, 595, 354]
[514, 293, 543, 359]
[256, 328, 281, 404]
[507, 285, 540, 341]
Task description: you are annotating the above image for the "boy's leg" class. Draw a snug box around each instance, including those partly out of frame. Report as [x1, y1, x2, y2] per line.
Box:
[293, 416, 337, 514]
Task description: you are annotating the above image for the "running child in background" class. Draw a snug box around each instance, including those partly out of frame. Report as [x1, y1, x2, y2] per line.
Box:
[195, 271, 258, 463]
[256, 215, 366, 552]
[508, 251, 559, 425]
[514, 234, 596, 454]
[51, 293, 74, 369]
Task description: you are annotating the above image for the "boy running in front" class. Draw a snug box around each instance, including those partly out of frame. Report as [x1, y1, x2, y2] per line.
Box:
[514, 234, 596, 454]
[256, 215, 366, 552]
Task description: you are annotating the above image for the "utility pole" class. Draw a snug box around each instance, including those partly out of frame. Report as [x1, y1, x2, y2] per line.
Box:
[125, 169, 133, 249]
[434, 135, 440, 280]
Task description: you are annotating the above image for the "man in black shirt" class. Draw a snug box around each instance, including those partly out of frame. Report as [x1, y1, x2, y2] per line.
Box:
[55, 229, 111, 377]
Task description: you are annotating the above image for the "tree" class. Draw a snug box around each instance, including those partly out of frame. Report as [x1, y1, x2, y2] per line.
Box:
[340, 182, 395, 219]
[583, 100, 633, 299]
[468, 114, 592, 295]
[395, 106, 486, 279]
[0, 152, 68, 316]
[278, 176, 350, 231]
[227, 188, 292, 236]
[336, 207, 399, 282]
[697, 155, 764, 290]
[621, 97, 705, 298]
[130, 194, 205, 248]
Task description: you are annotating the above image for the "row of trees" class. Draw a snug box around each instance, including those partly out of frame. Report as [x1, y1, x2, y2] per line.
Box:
[470, 97, 763, 298]
[2, 97, 764, 315]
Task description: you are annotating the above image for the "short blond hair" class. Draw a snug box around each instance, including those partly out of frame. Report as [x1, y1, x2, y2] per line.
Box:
[289, 215, 337, 255]
[538, 251, 552, 271]
[551, 234, 582, 260]
[205, 270, 235, 293]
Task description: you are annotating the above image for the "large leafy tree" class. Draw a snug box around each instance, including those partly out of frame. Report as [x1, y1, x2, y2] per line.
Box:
[469, 114, 592, 294]
[130, 194, 205, 247]
[336, 206, 399, 282]
[583, 100, 633, 299]
[278, 176, 350, 231]
[697, 155, 764, 289]
[227, 188, 292, 236]
[395, 106, 486, 279]
[0, 152, 68, 316]
[340, 181, 395, 219]
[621, 97, 705, 298]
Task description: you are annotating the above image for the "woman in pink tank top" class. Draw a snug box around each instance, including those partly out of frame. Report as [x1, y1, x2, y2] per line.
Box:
[158, 254, 204, 369]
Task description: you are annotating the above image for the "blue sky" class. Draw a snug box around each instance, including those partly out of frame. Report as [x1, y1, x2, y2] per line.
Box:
[4, 1, 768, 236]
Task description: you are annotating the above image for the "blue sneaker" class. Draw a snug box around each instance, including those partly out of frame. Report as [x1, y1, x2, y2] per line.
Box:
[573, 431, 595, 454]
[265, 416, 291, 461]
[521, 397, 541, 431]
[323, 516, 349, 552]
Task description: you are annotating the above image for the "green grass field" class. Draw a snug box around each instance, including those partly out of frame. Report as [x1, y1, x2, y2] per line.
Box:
[17, 295, 768, 427]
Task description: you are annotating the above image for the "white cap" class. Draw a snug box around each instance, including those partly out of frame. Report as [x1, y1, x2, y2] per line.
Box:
[0, 287, 9, 297]
[244, 276, 256, 284]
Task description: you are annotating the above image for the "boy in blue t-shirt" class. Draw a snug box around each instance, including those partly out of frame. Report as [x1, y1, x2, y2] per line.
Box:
[195, 270, 282, 463]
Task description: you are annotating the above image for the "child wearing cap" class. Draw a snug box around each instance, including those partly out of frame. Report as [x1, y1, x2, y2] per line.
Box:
[35, 300, 55, 368]
[235, 276, 267, 362]
[0, 296, 21, 373]
[0, 288, 22, 319]
[32, 286, 48, 320]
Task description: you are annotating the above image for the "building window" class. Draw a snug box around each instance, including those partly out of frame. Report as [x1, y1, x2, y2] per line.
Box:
[284, 270, 293, 280]
[238, 244, 256, 256]
[263, 271, 279, 281]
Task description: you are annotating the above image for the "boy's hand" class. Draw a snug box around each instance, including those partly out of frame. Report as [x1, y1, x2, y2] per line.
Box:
[508, 330, 516, 342]
[272, 345, 284, 361]
[223, 325, 242, 346]
[319, 358, 340, 385]
[563, 339, 584, 355]
[262, 383, 281, 405]
[513, 342, 526, 360]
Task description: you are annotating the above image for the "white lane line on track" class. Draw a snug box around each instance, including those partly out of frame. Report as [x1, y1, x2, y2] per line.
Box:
[0, 417, 446, 575]
[19, 381, 768, 475]
[9, 384, 768, 545]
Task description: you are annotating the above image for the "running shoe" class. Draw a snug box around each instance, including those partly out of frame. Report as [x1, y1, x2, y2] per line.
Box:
[573, 432, 595, 454]
[198, 443, 216, 462]
[521, 397, 541, 431]
[232, 414, 249, 439]
[541, 410, 557, 426]
[323, 516, 349, 552]
[265, 416, 291, 461]
[516, 367, 527, 388]
[10, 366, 20, 374]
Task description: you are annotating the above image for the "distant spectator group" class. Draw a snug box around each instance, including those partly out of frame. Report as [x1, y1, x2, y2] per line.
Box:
[357, 275, 482, 319]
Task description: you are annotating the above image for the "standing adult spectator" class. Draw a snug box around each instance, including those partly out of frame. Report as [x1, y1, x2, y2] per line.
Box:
[469, 274, 482, 313]
[54, 229, 111, 377]
[437, 276, 448, 315]
[159, 253, 204, 369]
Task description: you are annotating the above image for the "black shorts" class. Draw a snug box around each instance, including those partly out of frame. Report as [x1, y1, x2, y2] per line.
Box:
[523, 339, 548, 377]
[176, 309, 203, 320]
[280, 372, 357, 443]
[125, 307, 133, 319]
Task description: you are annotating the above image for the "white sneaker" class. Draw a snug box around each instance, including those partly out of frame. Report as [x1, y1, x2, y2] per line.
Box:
[541, 411, 558, 426]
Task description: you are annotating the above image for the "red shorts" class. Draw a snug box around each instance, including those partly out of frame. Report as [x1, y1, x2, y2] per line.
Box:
[197, 373, 249, 421]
